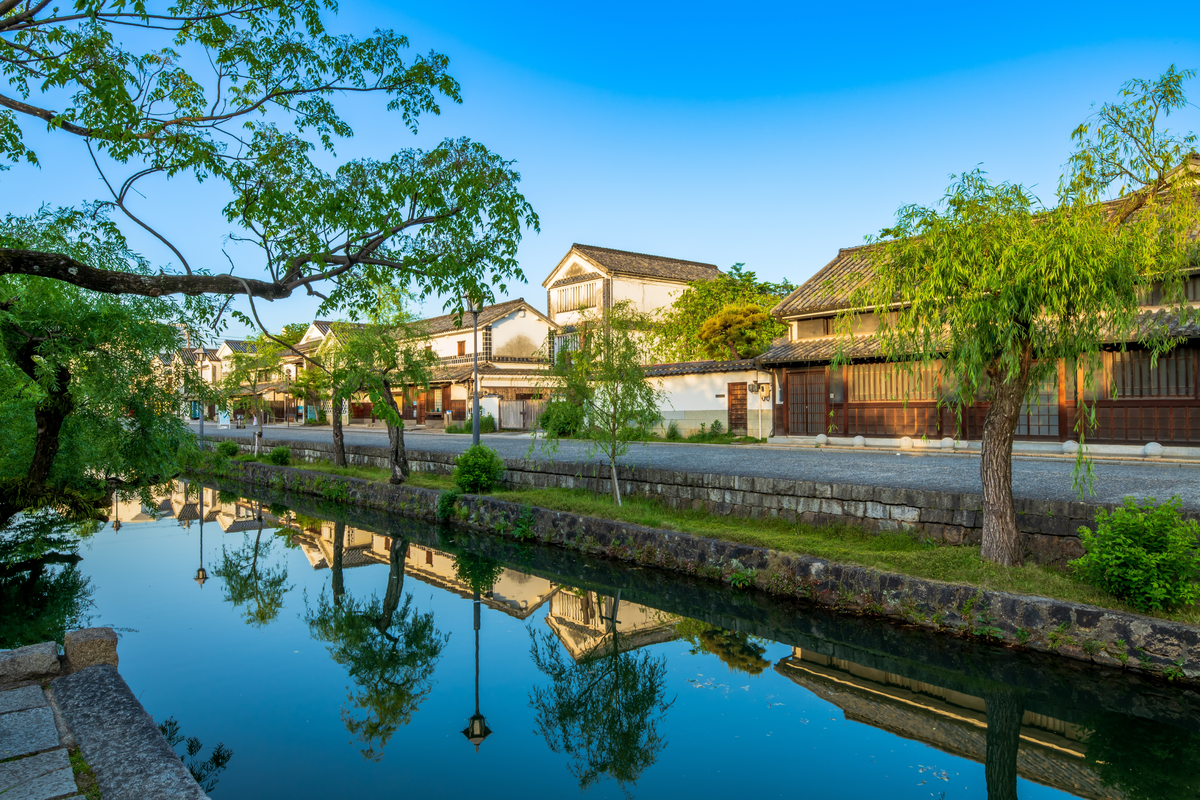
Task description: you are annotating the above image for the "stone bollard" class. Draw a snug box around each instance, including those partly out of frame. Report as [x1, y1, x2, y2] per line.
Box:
[899, 436, 913, 450]
[64, 627, 118, 672]
[852, 435, 866, 448]
[1143, 441, 1164, 459]
[0, 641, 60, 681]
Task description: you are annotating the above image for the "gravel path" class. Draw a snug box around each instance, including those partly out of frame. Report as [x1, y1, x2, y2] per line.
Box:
[193, 422, 1200, 508]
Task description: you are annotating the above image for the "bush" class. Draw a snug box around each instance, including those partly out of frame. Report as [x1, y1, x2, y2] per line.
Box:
[216, 440, 239, 458]
[453, 444, 506, 493]
[266, 446, 291, 466]
[1072, 496, 1200, 612]
[538, 399, 585, 437]
[480, 413, 496, 434]
[666, 420, 682, 441]
[436, 489, 460, 522]
[710, 419, 724, 436]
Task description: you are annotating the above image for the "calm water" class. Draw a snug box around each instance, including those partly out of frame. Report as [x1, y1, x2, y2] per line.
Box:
[74, 480, 1199, 800]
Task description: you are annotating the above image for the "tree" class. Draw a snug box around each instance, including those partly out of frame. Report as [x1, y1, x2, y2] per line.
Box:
[536, 302, 665, 506]
[1, 208, 198, 526]
[0, 511, 94, 648]
[650, 264, 793, 362]
[305, 534, 447, 760]
[835, 67, 1200, 566]
[220, 333, 286, 449]
[213, 500, 293, 626]
[528, 594, 675, 794]
[674, 619, 770, 676]
[697, 303, 773, 359]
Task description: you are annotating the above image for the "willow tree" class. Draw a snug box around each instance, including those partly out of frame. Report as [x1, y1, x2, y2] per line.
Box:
[837, 66, 1200, 565]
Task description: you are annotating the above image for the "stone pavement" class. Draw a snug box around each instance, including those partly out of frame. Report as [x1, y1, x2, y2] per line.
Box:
[194, 422, 1200, 509]
[0, 678, 81, 800]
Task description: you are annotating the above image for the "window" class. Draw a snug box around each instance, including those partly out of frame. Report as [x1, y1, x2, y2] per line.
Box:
[555, 282, 597, 314]
[457, 341, 466, 357]
[1100, 348, 1196, 399]
[846, 362, 939, 402]
[1136, 274, 1200, 305]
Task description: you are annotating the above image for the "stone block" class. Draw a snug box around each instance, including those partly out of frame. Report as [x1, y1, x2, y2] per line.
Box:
[890, 505, 920, 522]
[64, 628, 118, 671]
[850, 484, 874, 501]
[864, 502, 888, 519]
[0, 748, 77, 800]
[0, 707, 60, 759]
[942, 526, 965, 545]
[794, 481, 816, 497]
[843, 501, 866, 517]
[0, 642, 59, 682]
[919, 508, 953, 524]
[875, 486, 905, 505]
[0, 685, 47, 715]
[831, 483, 854, 500]
[813, 483, 832, 499]
[820, 499, 844, 516]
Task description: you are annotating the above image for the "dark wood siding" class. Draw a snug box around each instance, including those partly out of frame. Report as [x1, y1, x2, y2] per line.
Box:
[727, 382, 748, 435]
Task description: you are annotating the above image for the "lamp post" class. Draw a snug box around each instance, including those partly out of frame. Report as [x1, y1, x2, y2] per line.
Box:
[462, 293, 482, 447]
[194, 482, 208, 587]
[462, 587, 492, 752]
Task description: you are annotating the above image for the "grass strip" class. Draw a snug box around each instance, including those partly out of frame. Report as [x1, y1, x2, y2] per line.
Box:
[286, 459, 1199, 624]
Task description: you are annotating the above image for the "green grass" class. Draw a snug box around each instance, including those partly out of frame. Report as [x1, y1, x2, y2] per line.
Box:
[274, 459, 1200, 624]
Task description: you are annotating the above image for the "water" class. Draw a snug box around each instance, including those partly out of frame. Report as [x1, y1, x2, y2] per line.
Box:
[65, 480, 1200, 799]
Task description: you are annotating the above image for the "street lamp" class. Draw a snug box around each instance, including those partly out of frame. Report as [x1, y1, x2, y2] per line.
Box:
[194, 482, 208, 587]
[461, 588, 492, 752]
[462, 292, 482, 447]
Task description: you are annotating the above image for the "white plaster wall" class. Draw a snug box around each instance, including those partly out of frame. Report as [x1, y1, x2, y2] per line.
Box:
[653, 369, 771, 434]
[612, 277, 682, 315]
[428, 329, 476, 359]
[491, 312, 552, 358]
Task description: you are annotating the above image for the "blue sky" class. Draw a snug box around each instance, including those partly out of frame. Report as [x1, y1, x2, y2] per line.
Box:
[8, 1, 1200, 336]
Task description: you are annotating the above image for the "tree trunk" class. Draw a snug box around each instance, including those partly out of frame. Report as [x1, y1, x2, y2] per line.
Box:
[979, 350, 1033, 567]
[377, 537, 409, 635]
[609, 459, 622, 507]
[331, 394, 347, 467]
[331, 520, 345, 604]
[379, 381, 409, 485]
[27, 365, 73, 487]
[983, 689, 1025, 800]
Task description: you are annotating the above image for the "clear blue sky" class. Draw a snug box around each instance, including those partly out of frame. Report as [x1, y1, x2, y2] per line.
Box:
[8, 1, 1200, 337]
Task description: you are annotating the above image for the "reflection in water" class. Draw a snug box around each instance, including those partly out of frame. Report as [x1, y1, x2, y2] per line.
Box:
[305, 530, 448, 761]
[0, 512, 94, 648]
[45, 480, 1200, 799]
[529, 590, 676, 795]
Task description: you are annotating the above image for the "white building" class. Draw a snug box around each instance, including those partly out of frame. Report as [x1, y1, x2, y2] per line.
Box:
[646, 359, 772, 438]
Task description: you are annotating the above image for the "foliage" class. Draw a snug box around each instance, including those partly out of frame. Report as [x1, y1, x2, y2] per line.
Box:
[158, 717, 234, 795]
[436, 489, 460, 522]
[0, 511, 95, 648]
[452, 552, 505, 595]
[478, 413, 497, 434]
[1083, 713, 1200, 800]
[0, 209, 197, 525]
[665, 420, 682, 441]
[305, 541, 447, 760]
[528, 627, 675, 793]
[1071, 497, 1200, 612]
[453, 445, 506, 493]
[220, 333, 289, 430]
[675, 619, 770, 675]
[650, 264, 793, 363]
[834, 67, 1200, 566]
[697, 303, 773, 360]
[213, 512, 293, 626]
[535, 302, 666, 506]
[216, 441, 240, 459]
[267, 446, 292, 466]
[539, 399, 586, 437]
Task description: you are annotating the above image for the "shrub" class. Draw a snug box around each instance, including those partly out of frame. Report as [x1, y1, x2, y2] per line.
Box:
[538, 399, 585, 437]
[453, 444, 506, 493]
[480, 413, 496, 434]
[317, 408, 328, 423]
[436, 489, 460, 521]
[666, 420, 682, 441]
[216, 440, 240, 458]
[710, 419, 724, 435]
[1072, 496, 1200, 612]
[266, 446, 291, 466]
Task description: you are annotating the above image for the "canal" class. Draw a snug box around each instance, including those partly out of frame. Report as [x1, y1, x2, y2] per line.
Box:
[61, 480, 1200, 799]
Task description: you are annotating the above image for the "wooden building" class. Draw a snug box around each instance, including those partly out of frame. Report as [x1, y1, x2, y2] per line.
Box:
[761, 246, 1200, 446]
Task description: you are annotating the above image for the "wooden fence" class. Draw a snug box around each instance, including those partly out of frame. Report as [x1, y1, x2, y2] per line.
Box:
[499, 399, 546, 430]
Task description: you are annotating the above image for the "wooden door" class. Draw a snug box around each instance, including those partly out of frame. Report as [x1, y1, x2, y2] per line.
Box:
[727, 382, 748, 435]
[787, 369, 828, 434]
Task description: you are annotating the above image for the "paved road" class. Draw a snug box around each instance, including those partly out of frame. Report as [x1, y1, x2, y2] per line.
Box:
[192, 422, 1200, 508]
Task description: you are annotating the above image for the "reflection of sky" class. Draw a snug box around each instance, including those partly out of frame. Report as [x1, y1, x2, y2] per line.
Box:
[81, 515, 1073, 800]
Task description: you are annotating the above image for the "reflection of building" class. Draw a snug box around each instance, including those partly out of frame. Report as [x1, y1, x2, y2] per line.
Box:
[775, 648, 1119, 800]
[292, 524, 557, 619]
[112, 482, 287, 533]
[545, 591, 677, 661]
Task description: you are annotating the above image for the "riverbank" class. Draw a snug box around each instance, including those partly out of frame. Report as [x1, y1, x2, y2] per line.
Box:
[191, 452, 1200, 683]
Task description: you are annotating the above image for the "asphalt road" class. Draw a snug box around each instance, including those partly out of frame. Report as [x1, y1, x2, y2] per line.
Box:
[191, 422, 1200, 508]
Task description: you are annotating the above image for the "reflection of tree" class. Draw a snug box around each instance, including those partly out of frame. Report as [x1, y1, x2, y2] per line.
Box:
[982, 689, 1024, 800]
[452, 551, 505, 597]
[1083, 713, 1200, 800]
[529, 593, 675, 794]
[306, 535, 448, 760]
[213, 501, 291, 626]
[675, 619, 769, 676]
[0, 512, 94, 647]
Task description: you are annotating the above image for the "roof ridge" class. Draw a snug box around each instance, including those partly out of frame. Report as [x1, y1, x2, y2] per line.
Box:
[573, 243, 719, 268]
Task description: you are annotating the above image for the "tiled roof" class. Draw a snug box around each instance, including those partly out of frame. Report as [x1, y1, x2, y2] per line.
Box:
[771, 245, 877, 319]
[222, 339, 257, 354]
[550, 271, 604, 289]
[419, 298, 551, 335]
[570, 244, 721, 283]
[312, 320, 367, 337]
[644, 359, 759, 377]
[429, 362, 553, 384]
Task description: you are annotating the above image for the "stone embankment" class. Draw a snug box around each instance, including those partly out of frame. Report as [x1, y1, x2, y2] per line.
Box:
[204, 457, 1200, 683]
[209, 434, 1200, 566]
[0, 629, 207, 800]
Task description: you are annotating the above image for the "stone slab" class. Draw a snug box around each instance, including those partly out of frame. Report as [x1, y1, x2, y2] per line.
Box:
[0, 707, 60, 758]
[0, 643, 60, 682]
[0, 748, 77, 800]
[50, 665, 205, 800]
[0, 685, 47, 714]
[63, 628, 118, 671]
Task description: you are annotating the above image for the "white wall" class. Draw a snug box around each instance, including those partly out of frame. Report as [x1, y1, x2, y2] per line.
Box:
[491, 311, 551, 358]
[428, 329, 475, 359]
[654, 369, 771, 435]
[612, 277, 682, 316]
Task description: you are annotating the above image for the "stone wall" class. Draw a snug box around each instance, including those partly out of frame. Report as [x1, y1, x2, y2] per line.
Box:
[207, 434, 1200, 566]
[201, 458, 1200, 682]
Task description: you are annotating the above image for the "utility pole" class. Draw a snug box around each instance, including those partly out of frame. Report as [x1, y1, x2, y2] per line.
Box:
[463, 293, 482, 447]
